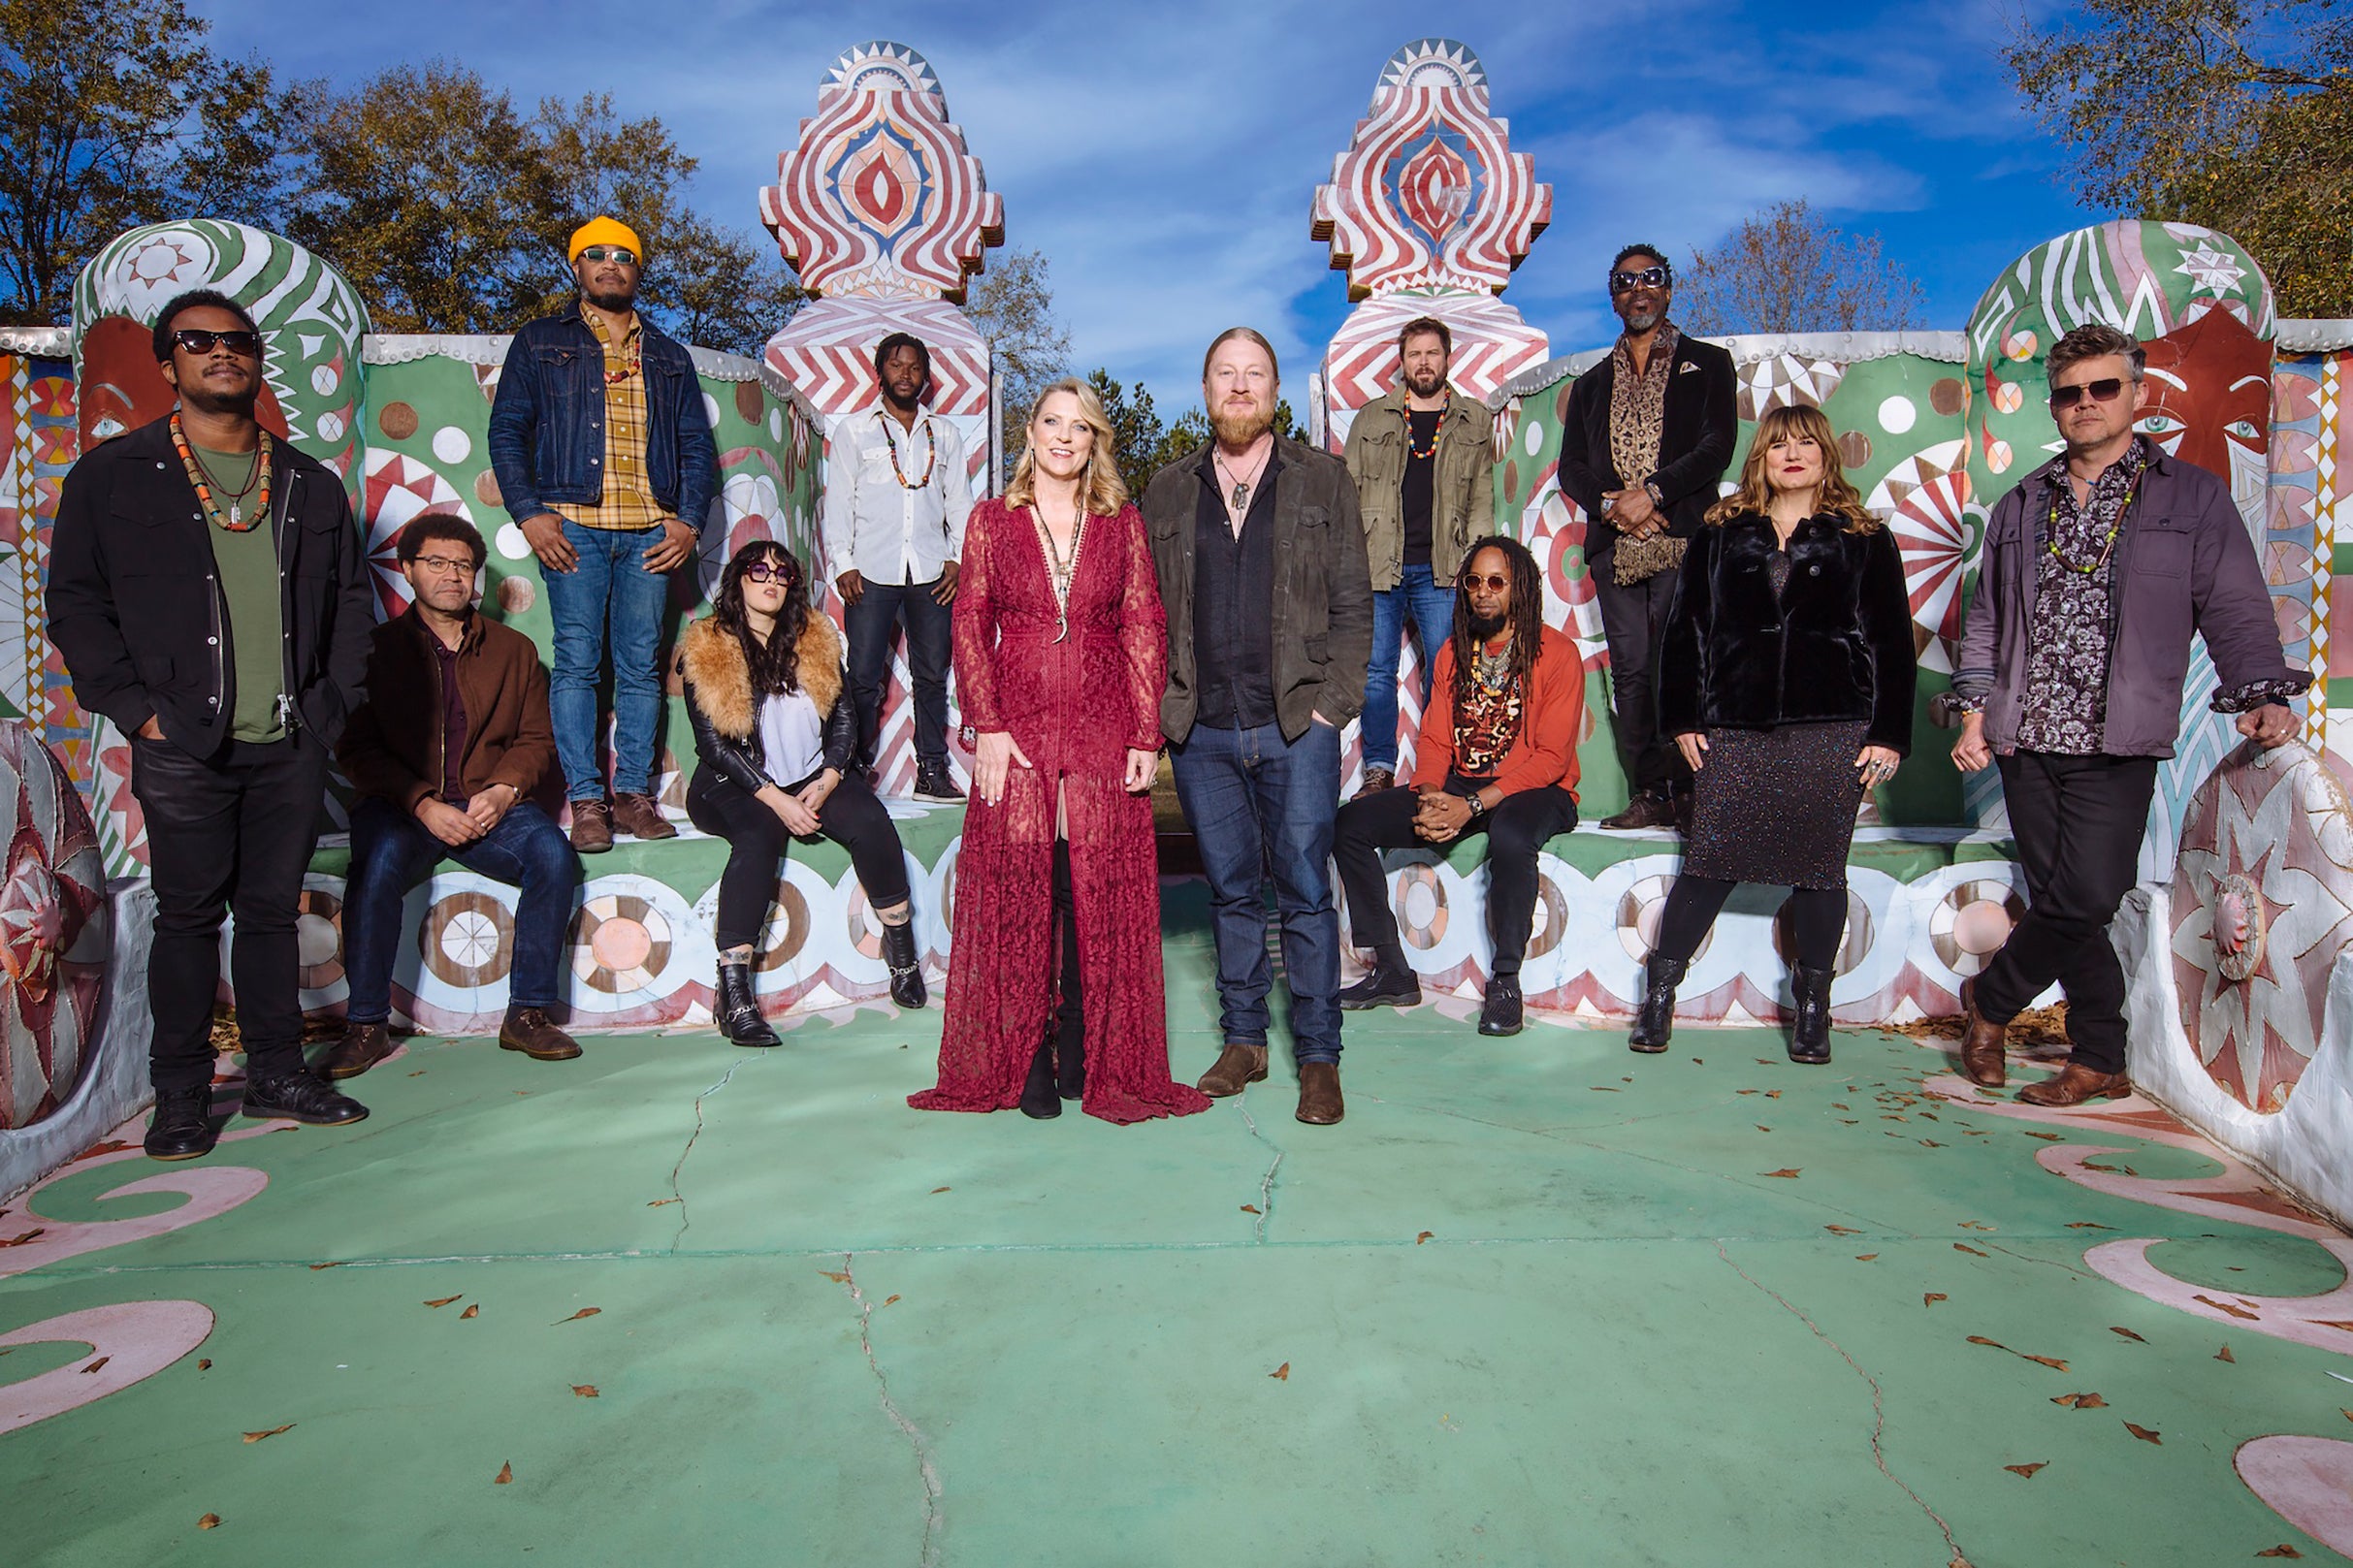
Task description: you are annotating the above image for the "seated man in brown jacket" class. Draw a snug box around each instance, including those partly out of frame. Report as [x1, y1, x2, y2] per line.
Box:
[328, 516, 583, 1073]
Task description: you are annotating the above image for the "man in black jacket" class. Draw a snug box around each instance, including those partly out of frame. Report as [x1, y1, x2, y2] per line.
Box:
[1140, 328, 1372, 1126]
[49, 289, 376, 1160]
[1558, 244, 1736, 830]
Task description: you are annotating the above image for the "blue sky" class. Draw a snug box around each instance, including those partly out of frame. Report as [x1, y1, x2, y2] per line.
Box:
[205, 0, 2099, 407]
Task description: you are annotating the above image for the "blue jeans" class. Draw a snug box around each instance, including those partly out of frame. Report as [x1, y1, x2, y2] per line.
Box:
[343, 797, 582, 1019]
[1362, 565, 1459, 771]
[1169, 719, 1343, 1063]
[545, 519, 670, 800]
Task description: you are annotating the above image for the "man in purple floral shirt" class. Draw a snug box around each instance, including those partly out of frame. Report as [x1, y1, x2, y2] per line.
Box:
[1950, 323, 2307, 1105]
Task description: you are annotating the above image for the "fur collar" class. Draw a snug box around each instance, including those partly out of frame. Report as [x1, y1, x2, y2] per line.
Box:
[679, 613, 843, 740]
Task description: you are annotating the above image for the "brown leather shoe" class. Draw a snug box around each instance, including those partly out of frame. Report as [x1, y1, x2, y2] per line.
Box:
[1197, 1042, 1269, 1098]
[569, 798, 613, 853]
[1957, 976, 2008, 1088]
[499, 1007, 583, 1061]
[611, 791, 676, 841]
[2017, 1061, 2131, 1106]
[1352, 767, 1395, 802]
[1296, 1061, 1344, 1125]
[322, 1020, 397, 1080]
[1599, 793, 1677, 830]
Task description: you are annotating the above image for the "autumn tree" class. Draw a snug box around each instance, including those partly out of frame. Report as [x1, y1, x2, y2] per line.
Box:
[1676, 200, 1924, 336]
[2005, 0, 2353, 316]
[968, 248, 1070, 426]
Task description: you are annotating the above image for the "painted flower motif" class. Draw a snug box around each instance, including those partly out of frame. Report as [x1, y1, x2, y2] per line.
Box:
[0, 830, 64, 1005]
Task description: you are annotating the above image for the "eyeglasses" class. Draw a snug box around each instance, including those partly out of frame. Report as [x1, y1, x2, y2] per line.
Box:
[410, 554, 477, 577]
[172, 328, 262, 358]
[2048, 377, 2127, 409]
[1460, 572, 1512, 592]
[578, 245, 639, 267]
[1608, 266, 1671, 295]
[742, 560, 799, 585]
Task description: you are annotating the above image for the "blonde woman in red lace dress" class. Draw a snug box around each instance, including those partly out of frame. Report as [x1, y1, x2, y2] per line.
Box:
[910, 379, 1209, 1124]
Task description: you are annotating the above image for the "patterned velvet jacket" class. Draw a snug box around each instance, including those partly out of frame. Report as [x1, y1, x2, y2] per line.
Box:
[678, 613, 855, 792]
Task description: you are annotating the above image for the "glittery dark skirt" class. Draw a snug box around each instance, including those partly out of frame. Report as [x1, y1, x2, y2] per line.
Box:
[1681, 720, 1869, 890]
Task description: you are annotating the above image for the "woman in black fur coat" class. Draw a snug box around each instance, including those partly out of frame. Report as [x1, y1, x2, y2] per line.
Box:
[1634, 402, 1915, 1063]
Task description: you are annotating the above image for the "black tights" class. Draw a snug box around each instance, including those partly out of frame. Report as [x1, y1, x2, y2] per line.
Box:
[1051, 838, 1081, 1055]
[1653, 877, 1848, 971]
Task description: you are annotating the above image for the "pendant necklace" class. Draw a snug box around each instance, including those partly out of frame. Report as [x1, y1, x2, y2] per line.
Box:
[1471, 640, 1516, 697]
[881, 411, 938, 490]
[1030, 498, 1089, 643]
[1213, 443, 1271, 521]
[171, 411, 273, 531]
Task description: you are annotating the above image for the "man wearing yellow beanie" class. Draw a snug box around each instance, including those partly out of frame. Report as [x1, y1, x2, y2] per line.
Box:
[487, 216, 717, 851]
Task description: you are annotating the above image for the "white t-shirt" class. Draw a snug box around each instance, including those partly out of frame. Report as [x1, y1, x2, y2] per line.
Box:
[757, 688, 825, 788]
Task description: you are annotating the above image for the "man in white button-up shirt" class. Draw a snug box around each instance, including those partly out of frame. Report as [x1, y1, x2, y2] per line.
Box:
[824, 333, 972, 802]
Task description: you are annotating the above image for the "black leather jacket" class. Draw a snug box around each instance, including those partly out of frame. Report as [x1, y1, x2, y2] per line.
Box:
[686, 682, 856, 792]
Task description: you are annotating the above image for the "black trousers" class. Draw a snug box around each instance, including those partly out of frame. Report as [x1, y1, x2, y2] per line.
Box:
[844, 578, 952, 769]
[1593, 556, 1687, 798]
[130, 731, 330, 1093]
[1335, 782, 1580, 977]
[1973, 752, 2159, 1073]
[686, 767, 912, 950]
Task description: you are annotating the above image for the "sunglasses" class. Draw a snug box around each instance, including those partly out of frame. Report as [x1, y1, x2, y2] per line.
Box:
[742, 559, 799, 585]
[578, 245, 639, 267]
[1608, 266, 1671, 295]
[1459, 572, 1512, 592]
[173, 328, 262, 358]
[2048, 377, 2127, 409]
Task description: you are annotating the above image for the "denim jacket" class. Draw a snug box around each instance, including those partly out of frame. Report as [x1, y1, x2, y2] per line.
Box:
[486, 308, 718, 531]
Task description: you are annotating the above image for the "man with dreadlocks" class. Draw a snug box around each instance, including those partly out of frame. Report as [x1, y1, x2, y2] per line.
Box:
[1332, 536, 1584, 1037]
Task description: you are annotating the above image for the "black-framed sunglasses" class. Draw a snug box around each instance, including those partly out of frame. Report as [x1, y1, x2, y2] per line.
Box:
[578, 244, 639, 267]
[1608, 265, 1671, 295]
[742, 559, 799, 585]
[2048, 377, 2127, 409]
[172, 328, 262, 358]
[1459, 571, 1512, 592]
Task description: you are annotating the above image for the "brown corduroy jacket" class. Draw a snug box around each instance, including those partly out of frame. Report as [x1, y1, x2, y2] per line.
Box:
[338, 607, 556, 810]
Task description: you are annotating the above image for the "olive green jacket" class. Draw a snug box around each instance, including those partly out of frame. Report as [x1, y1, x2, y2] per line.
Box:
[1341, 387, 1495, 590]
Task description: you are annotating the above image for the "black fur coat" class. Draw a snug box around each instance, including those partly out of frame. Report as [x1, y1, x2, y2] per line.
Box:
[1655, 513, 1916, 754]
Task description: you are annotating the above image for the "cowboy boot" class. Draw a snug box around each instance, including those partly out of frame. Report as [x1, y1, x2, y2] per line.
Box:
[716, 959, 780, 1048]
[882, 918, 926, 1008]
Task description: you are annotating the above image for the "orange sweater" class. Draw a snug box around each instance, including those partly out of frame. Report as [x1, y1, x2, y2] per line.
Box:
[1410, 624, 1585, 800]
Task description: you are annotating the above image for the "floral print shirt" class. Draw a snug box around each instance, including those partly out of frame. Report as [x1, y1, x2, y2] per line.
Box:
[2016, 439, 2150, 754]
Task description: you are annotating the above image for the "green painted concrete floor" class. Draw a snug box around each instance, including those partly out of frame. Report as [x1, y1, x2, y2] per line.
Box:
[5, 885, 2351, 1566]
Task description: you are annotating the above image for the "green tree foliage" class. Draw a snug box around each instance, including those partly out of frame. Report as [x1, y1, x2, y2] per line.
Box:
[2006, 0, 2353, 316]
[968, 248, 1070, 426]
[1676, 200, 1923, 336]
[0, 0, 277, 323]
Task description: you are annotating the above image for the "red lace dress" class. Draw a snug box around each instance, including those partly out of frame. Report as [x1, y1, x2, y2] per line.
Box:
[909, 498, 1209, 1123]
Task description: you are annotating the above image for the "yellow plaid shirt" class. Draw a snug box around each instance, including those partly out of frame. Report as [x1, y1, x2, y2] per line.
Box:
[564, 307, 666, 531]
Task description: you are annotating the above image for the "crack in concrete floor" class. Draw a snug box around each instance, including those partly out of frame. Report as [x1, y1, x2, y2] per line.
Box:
[666, 1057, 752, 1252]
[834, 1252, 944, 1567]
[1231, 1084, 1285, 1244]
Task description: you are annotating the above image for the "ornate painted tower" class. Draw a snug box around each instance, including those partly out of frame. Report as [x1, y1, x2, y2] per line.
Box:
[757, 40, 1003, 501]
[1309, 39, 1553, 443]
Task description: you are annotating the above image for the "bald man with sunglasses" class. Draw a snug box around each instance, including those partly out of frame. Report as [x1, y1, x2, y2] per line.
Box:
[1950, 322, 2307, 1106]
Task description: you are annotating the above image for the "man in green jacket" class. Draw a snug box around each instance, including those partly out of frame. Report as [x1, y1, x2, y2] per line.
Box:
[1341, 316, 1494, 798]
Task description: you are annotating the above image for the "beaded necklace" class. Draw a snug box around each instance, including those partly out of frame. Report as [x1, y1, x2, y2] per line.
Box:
[1029, 500, 1089, 643]
[1468, 636, 1518, 698]
[171, 412, 273, 531]
[880, 411, 938, 490]
[1406, 394, 1448, 461]
[2046, 464, 2143, 576]
[604, 331, 641, 386]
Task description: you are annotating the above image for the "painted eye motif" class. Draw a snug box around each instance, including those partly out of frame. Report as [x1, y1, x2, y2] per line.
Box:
[2138, 414, 2182, 437]
[90, 416, 125, 441]
[2226, 419, 2262, 442]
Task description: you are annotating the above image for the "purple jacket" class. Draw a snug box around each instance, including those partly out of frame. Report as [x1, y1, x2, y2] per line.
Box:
[1953, 443, 2303, 758]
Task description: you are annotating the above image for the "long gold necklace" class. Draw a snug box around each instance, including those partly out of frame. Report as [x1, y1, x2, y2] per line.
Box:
[1029, 499, 1088, 643]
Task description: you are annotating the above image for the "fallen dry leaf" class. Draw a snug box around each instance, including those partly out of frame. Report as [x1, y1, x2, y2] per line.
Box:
[1831, 1103, 1850, 1111]
[1824, 1224, 1861, 1236]
[1955, 1243, 1990, 1257]
[307, 1262, 342, 1270]
[1924, 1294, 1948, 1307]
[0, 1228, 47, 1248]
[2022, 1355, 2070, 1371]
[2125, 1422, 2162, 1445]
[1920, 1139, 1946, 1147]
[571, 1385, 598, 1398]
[197, 1513, 220, 1530]
[929, 1186, 951, 1194]
[1269, 1362, 1290, 1381]
[2341, 1409, 2353, 1424]
[1760, 1168, 1801, 1178]
[554, 1308, 601, 1325]
[2256, 1547, 2304, 1558]
[1240, 1203, 1260, 1214]
[494, 1461, 513, 1485]
[2051, 1392, 2108, 1409]
[2315, 1320, 2353, 1334]
[423, 1296, 462, 1309]
[80, 1357, 109, 1374]
[1416, 1231, 1433, 1244]
[1968, 1334, 2004, 1347]
[883, 1295, 900, 1306]
[2216, 1345, 2236, 1362]
[2003, 1462, 2047, 1479]
[460, 1304, 478, 1320]
[1589, 1085, 1621, 1093]
[817, 1270, 850, 1285]
[1856, 1254, 1879, 1262]
[2195, 1294, 2261, 1321]
[2065, 1222, 2113, 1231]
[242, 1424, 293, 1444]
[2111, 1327, 2147, 1343]
[2023, 1131, 2062, 1141]
[1958, 1221, 1995, 1232]
[646, 1198, 680, 1206]
[197, 1359, 211, 1370]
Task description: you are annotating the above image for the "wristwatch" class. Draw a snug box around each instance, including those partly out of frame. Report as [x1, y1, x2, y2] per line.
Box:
[1466, 789, 1488, 818]
[1598, 495, 1617, 516]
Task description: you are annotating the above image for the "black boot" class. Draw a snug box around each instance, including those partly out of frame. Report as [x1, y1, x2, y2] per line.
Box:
[1051, 841, 1084, 1101]
[1478, 974, 1524, 1037]
[1338, 951, 1422, 1009]
[1789, 963, 1834, 1065]
[1019, 1039, 1061, 1119]
[716, 959, 780, 1047]
[1628, 955, 1687, 1053]
[144, 1085, 218, 1161]
[882, 917, 926, 1008]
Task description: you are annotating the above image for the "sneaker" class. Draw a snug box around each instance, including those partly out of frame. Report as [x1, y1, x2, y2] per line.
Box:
[1478, 976, 1525, 1037]
[1338, 963, 1422, 1010]
[569, 798, 614, 853]
[913, 763, 966, 804]
[144, 1086, 218, 1161]
[1352, 767, 1396, 802]
[241, 1069, 369, 1126]
[611, 791, 676, 841]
